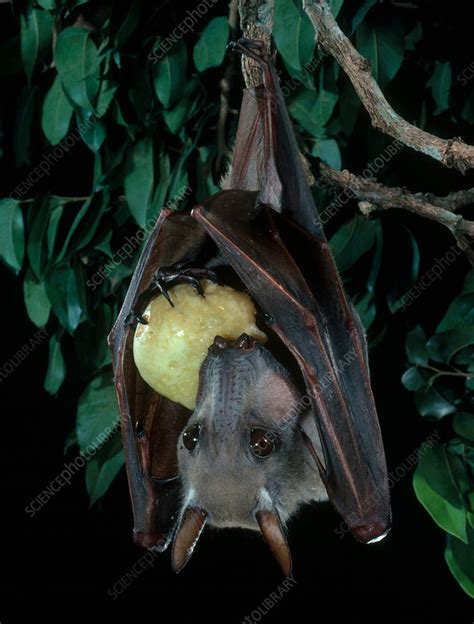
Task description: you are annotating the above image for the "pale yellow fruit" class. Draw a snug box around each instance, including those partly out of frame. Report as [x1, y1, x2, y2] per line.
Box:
[133, 280, 267, 410]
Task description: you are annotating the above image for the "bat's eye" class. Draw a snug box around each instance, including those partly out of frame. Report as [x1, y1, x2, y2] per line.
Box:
[183, 424, 201, 451]
[250, 429, 277, 458]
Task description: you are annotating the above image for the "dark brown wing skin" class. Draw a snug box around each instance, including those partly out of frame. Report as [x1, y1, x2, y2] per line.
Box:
[193, 42, 391, 542]
[108, 209, 207, 550]
[192, 188, 391, 543]
[229, 48, 323, 239]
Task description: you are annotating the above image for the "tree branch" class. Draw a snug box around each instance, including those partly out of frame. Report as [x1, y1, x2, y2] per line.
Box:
[238, 0, 274, 88]
[318, 162, 474, 264]
[303, 0, 474, 174]
[413, 188, 474, 212]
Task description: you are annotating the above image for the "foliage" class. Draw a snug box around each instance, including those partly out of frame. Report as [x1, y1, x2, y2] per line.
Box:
[0, 0, 472, 597]
[405, 271, 474, 597]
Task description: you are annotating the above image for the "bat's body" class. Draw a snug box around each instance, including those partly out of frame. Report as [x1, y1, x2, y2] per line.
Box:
[108, 41, 391, 573]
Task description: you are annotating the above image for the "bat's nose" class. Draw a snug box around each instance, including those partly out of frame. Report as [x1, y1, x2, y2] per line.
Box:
[351, 521, 391, 544]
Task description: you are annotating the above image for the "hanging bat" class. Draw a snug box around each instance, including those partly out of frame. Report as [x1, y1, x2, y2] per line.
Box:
[108, 39, 391, 575]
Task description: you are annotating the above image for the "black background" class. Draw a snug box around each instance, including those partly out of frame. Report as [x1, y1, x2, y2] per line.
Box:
[1, 0, 474, 620]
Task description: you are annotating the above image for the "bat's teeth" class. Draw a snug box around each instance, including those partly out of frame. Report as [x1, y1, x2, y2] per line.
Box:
[209, 334, 259, 355]
[351, 521, 391, 544]
[234, 333, 257, 350]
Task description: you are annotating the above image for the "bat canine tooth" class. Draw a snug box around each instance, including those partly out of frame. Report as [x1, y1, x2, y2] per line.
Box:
[211, 336, 229, 352]
[233, 333, 257, 350]
[351, 521, 391, 544]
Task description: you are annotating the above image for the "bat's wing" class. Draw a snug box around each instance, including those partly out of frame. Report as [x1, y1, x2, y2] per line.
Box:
[228, 41, 324, 239]
[192, 192, 391, 542]
[108, 210, 207, 550]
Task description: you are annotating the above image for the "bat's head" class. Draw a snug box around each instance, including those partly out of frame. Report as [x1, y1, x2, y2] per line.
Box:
[173, 334, 327, 574]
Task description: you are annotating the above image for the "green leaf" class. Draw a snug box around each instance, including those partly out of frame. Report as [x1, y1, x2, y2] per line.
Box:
[75, 304, 113, 374]
[21, 8, 53, 84]
[55, 192, 107, 261]
[86, 443, 124, 505]
[193, 16, 229, 72]
[352, 0, 377, 32]
[311, 138, 341, 169]
[438, 293, 474, 332]
[124, 136, 154, 227]
[45, 263, 82, 334]
[354, 292, 376, 332]
[0, 199, 25, 273]
[414, 443, 467, 542]
[168, 142, 193, 203]
[356, 21, 404, 88]
[289, 86, 338, 137]
[405, 325, 429, 366]
[27, 196, 51, 279]
[38, 0, 55, 8]
[151, 147, 171, 216]
[329, 0, 344, 18]
[329, 215, 376, 272]
[196, 145, 219, 203]
[54, 27, 99, 112]
[429, 61, 452, 116]
[47, 201, 64, 258]
[405, 22, 422, 51]
[95, 80, 118, 118]
[401, 366, 427, 392]
[462, 270, 474, 294]
[415, 383, 456, 419]
[437, 273, 474, 332]
[23, 269, 51, 327]
[55, 198, 93, 263]
[453, 412, 474, 442]
[44, 331, 66, 395]
[113, 0, 142, 49]
[163, 77, 200, 135]
[152, 40, 187, 108]
[445, 526, 474, 598]
[42, 75, 74, 145]
[79, 115, 106, 152]
[273, 0, 316, 72]
[427, 327, 474, 363]
[14, 85, 38, 166]
[76, 371, 118, 454]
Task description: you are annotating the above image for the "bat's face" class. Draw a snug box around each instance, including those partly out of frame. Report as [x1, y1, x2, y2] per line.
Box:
[176, 334, 327, 531]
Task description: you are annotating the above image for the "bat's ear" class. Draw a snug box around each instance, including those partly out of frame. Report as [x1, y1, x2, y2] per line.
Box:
[255, 499, 292, 577]
[171, 506, 208, 573]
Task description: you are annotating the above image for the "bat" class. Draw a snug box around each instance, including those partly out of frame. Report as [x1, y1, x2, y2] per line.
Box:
[108, 39, 391, 574]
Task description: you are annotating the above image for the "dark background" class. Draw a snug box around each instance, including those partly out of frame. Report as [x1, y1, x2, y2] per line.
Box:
[1, 0, 474, 620]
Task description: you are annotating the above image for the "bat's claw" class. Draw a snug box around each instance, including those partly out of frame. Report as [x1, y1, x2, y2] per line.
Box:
[226, 39, 268, 66]
[154, 265, 218, 307]
[237, 38, 265, 51]
[124, 311, 149, 328]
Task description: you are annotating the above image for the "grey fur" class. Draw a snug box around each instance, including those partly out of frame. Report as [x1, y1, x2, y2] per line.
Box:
[177, 338, 328, 531]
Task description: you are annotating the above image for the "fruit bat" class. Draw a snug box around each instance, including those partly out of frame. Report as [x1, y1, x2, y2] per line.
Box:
[108, 39, 391, 575]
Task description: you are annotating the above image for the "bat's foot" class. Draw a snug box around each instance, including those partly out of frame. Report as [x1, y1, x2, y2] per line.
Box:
[124, 264, 218, 325]
[124, 310, 149, 328]
[227, 39, 268, 66]
[153, 264, 218, 307]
